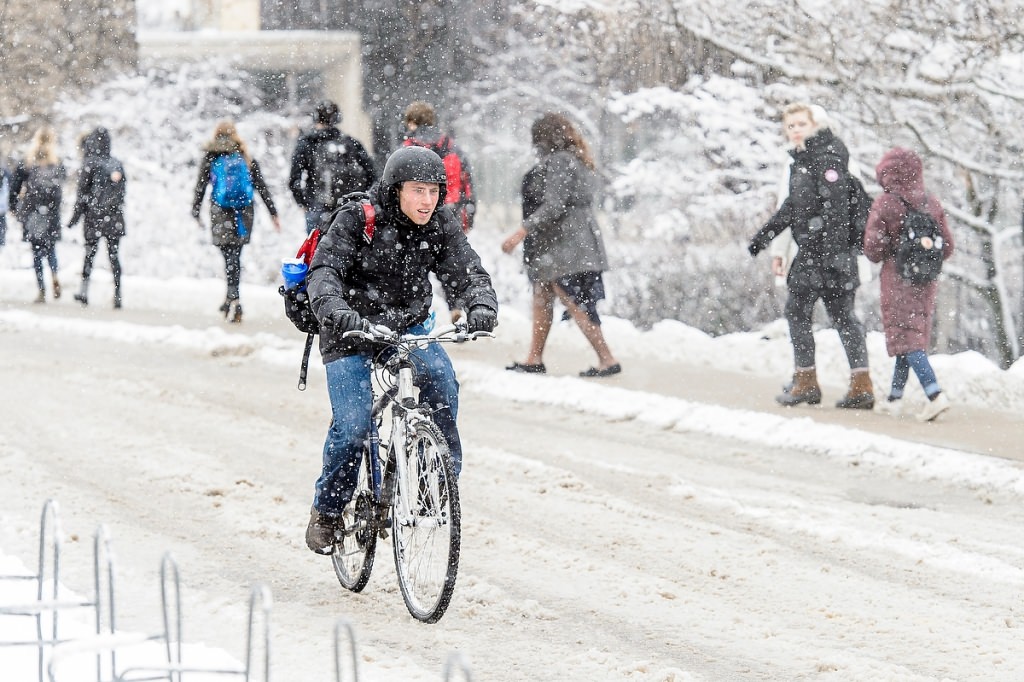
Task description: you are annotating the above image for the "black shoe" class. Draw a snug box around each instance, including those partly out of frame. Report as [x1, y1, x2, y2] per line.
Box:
[230, 302, 243, 324]
[305, 507, 344, 555]
[506, 361, 546, 374]
[579, 363, 621, 378]
[73, 293, 89, 306]
[219, 300, 232, 318]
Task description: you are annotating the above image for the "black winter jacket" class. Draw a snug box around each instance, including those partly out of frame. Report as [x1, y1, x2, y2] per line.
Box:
[749, 129, 868, 291]
[288, 126, 377, 210]
[67, 150, 127, 240]
[11, 161, 66, 245]
[307, 183, 498, 364]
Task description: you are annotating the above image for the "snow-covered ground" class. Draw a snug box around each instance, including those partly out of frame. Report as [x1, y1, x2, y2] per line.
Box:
[1, 229, 1022, 680]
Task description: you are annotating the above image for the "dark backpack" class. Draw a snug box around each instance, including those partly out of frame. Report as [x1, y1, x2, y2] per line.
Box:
[404, 135, 475, 231]
[311, 138, 370, 210]
[279, 193, 376, 390]
[894, 195, 944, 285]
[86, 157, 126, 214]
[210, 152, 254, 209]
[26, 164, 63, 205]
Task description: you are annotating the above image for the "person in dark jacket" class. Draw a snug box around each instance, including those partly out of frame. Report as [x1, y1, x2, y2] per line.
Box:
[402, 100, 476, 233]
[864, 147, 954, 422]
[748, 102, 874, 409]
[10, 125, 66, 303]
[288, 100, 376, 234]
[66, 127, 127, 308]
[303, 145, 498, 554]
[192, 119, 281, 323]
[501, 112, 620, 378]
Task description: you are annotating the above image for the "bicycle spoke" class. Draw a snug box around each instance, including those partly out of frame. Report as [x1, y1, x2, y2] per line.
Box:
[392, 419, 461, 623]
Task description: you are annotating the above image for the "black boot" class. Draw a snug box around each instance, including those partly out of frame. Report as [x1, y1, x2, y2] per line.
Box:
[230, 301, 243, 324]
[74, 279, 89, 306]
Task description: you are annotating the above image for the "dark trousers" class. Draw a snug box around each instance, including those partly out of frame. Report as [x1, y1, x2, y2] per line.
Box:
[82, 235, 122, 291]
[785, 286, 868, 370]
[219, 244, 243, 301]
[32, 242, 58, 291]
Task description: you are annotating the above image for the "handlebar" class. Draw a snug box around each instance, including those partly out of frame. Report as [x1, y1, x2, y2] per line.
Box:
[343, 322, 494, 345]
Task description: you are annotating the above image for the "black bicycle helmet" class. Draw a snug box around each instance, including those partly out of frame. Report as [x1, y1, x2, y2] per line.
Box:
[314, 100, 340, 126]
[381, 146, 448, 205]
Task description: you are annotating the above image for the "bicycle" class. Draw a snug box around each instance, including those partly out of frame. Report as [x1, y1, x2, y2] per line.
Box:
[330, 321, 493, 623]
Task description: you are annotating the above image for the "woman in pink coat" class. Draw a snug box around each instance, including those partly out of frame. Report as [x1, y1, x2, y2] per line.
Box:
[863, 147, 954, 421]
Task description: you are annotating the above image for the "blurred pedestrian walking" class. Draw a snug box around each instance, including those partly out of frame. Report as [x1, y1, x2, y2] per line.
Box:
[66, 127, 127, 308]
[10, 125, 66, 303]
[863, 147, 954, 422]
[192, 120, 281, 323]
[501, 112, 620, 378]
[748, 102, 873, 409]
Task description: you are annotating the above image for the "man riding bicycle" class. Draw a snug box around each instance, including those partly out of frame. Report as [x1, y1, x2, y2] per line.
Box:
[304, 145, 498, 554]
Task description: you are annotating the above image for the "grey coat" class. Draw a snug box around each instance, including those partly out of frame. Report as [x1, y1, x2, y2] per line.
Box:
[522, 151, 608, 282]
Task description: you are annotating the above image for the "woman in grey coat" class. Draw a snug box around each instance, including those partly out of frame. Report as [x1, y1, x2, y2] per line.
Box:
[501, 112, 620, 377]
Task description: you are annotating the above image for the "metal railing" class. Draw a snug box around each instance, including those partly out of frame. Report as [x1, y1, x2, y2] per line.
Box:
[0, 499, 117, 682]
[45, 554, 272, 682]
[333, 616, 472, 682]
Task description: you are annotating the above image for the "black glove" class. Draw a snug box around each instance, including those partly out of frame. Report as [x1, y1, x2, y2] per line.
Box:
[747, 239, 763, 257]
[327, 309, 366, 333]
[466, 306, 497, 333]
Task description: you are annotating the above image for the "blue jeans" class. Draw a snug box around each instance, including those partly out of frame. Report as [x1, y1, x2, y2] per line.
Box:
[890, 350, 940, 399]
[314, 328, 462, 515]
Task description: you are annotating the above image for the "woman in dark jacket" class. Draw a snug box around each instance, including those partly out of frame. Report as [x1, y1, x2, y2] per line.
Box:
[11, 125, 66, 303]
[864, 147, 954, 422]
[192, 120, 280, 323]
[501, 112, 620, 378]
[748, 102, 873, 409]
[67, 127, 127, 308]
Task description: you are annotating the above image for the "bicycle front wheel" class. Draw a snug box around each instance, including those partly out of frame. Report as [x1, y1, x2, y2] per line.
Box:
[332, 446, 378, 592]
[391, 417, 461, 623]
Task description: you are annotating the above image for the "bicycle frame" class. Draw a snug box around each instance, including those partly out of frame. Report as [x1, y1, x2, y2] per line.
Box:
[346, 322, 492, 521]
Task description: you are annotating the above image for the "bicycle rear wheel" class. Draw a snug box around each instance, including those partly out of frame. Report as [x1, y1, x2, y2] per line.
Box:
[332, 446, 378, 592]
[391, 417, 461, 623]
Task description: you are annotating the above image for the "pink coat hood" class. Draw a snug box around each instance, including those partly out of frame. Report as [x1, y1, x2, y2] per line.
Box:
[875, 147, 926, 204]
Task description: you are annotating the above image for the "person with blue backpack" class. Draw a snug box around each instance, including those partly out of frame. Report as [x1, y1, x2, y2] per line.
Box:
[192, 120, 281, 323]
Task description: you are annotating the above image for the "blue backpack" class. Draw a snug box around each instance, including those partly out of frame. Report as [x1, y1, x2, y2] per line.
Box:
[210, 152, 254, 210]
[210, 152, 254, 237]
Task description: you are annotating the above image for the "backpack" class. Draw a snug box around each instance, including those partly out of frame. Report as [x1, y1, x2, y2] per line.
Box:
[311, 138, 370, 210]
[404, 135, 474, 231]
[86, 157, 126, 214]
[894, 195, 944, 285]
[26, 164, 63, 205]
[279, 193, 376, 390]
[210, 152, 254, 210]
